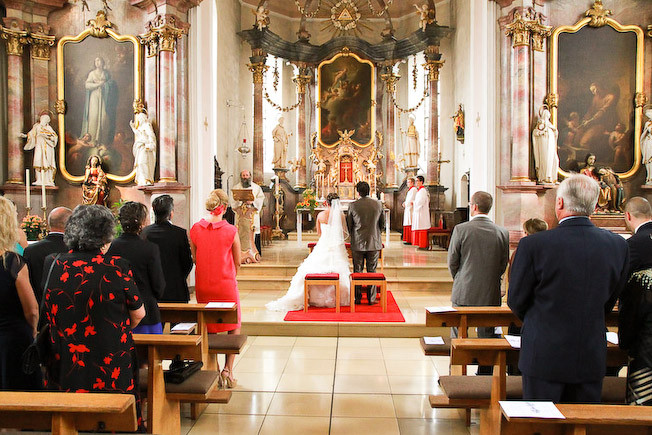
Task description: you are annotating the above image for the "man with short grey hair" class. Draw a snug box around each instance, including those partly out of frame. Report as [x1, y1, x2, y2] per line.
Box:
[448, 191, 509, 375]
[509, 174, 629, 403]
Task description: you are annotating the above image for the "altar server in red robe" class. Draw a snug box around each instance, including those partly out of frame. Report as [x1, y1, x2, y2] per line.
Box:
[411, 175, 431, 249]
[403, 177, 417, 244]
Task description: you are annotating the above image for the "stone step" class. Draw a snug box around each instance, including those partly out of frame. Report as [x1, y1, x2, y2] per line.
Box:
[239, 264, 451, 279]
[236, 275, 453, 292]
[287, 231, 404, 242]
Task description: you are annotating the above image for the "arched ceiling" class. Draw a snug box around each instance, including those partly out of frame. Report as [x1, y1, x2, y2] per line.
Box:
[241, 0, 447, 20]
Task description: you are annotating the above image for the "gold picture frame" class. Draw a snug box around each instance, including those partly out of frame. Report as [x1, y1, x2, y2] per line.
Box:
[317, 50, 375, 148]
[56, 10, 142, 183]
[549, 0, 645, 179]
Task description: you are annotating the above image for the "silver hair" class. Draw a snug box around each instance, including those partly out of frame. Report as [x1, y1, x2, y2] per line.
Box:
[64, 205, 115, 251]
[556, 174, 599, 216]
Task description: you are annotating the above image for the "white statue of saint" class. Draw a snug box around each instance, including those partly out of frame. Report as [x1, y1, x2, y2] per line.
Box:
[130, 112, 157, 186]
[21, 114, 58, 186]
[532, 106, 559, 184]
[641, 107, 652, 185]
[404, 116, 420, 169]
[272, 117, 290, 169]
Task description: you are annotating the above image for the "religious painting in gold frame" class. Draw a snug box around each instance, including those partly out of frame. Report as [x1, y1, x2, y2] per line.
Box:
[317, 50, 375, 148]
[549, 1, 644, 179]
[56, 11, 142, 183]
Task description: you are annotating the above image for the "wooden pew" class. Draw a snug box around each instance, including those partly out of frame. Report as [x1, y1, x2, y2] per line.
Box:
[446, 338, 628, 435]
[0, 392, 137, 435]
[500, 404, 652, 434]
[158, 303, 245, 418]
[133, 334, 230, 435]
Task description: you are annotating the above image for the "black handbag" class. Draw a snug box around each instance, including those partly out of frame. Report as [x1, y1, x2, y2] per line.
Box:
[164, 355, 203, 384]
[21, 254, 60, 375]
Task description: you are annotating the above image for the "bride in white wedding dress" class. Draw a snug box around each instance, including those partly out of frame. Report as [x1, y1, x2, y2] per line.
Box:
[266, 193, 351, 311]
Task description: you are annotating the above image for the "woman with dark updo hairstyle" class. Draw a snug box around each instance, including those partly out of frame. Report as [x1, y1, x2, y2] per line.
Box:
[107, 201, 166, 334]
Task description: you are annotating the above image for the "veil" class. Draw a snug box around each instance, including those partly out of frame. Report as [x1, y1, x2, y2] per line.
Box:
[321, 199, 348, 249]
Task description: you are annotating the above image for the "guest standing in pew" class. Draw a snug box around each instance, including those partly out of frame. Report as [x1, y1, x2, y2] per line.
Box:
[190, 189, 241, 388]
[620, 197, 652, 405]
[141, 195, 193, 302]
[23, 207, 72, 303]
[0, 197, 42, 390]
[448, 191, 509, 375]
[107, 202, 165, 334]
[42, 205, 145, 429]
[508, 174, 628, 403]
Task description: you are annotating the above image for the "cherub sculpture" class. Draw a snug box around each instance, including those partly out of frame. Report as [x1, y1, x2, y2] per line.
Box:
[253, 3, 269, 31]
[414, 3, 434, 32]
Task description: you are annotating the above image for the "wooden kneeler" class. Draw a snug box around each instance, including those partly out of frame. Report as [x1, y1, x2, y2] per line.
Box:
[304, 273, 341, 313]
[350, 272, 387, 313]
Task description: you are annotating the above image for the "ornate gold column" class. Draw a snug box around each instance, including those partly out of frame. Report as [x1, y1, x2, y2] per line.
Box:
[293, 65, 312, 188]
[424, 52, 444, 186]
[1, 18, 29, 184]
[28, 22, 55, 121]
[248, 49, 268, 185]
[380, 63, 399, 188]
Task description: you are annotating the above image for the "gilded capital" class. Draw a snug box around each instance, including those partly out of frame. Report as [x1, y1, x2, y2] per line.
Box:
[1, 26, 29, 56]
[29, 33, 56, 60]
[248, 62, 269, 85]
[141, 14, 188, 55]
[529, 20, 551, 52]
[424, 59, 445, 82]
[293, 73, 312, 95]
[505, 11, 530, 48]
[379, 71, 401, 94]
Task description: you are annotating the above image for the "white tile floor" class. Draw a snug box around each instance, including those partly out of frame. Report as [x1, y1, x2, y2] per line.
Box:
[180, 336, 480, 434]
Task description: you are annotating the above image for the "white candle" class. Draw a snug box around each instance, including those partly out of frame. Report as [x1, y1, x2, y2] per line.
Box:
[25, 169, 30, 209]
[275, 177, 279, 195]
[41, 179, 46, 210]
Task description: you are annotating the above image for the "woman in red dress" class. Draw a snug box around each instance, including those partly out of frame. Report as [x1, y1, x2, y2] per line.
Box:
[189, 189, 241, 388]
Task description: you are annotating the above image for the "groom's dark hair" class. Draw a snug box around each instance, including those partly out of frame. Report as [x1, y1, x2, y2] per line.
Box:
[356, 181, 370, 197]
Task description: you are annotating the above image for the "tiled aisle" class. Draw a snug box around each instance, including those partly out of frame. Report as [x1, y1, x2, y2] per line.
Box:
[181, 336, 479, 434]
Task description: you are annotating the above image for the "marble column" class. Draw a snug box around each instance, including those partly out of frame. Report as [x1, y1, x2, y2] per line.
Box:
[505, 11, 533, 183]
[1, 19, 29, 184]
[248, 51, 268, 186]
[294, 65, 311, 189]
[425, 57, 444, 186]
[142, 31, 159, 129]
[176, 35, 189, 185]
[28, 23, 55, 122]
[380, 64, 399, 188]
[530, 14, 552, 116]
[498, 13, 514, 186]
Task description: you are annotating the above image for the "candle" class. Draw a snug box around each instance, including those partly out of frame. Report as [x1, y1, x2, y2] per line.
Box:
[25, 169, 30, 209]
[275, 176, 279, 195]
[41, 179, 46, 210]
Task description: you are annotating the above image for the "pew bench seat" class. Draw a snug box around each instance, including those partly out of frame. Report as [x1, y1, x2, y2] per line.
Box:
[208, 333, 248, 354]
[431, 376, 627, 410]
[139, 369, 231, 403]
[0, 391, 137, 435]
[419, 336, 452, 356]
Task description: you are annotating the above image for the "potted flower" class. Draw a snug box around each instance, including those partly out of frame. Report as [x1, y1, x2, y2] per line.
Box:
[21, 214, 46, 241]
[295, 189, 319, 213]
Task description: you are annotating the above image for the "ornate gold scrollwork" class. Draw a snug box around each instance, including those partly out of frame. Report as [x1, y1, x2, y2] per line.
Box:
[648, 25, 652, 38]
[55, 100, 66, 114]
[530, 20, 552, 52]
[1, 27, 29, 56]
[29, 33, 56, 60]
[545, 93, 558, 109]
[133, 99, 146, 114]
[87, 10, 113, 38]
[293, 72, 312, 95]
[505, 11, 530, 47]
[248, 62, 269, 85]
[379, 70, 400, 94]
[139, 31, 159, 57]
[586, 0, 612, 28]
[140, 14, 188, 55]
[424, 59, 445, 82]
[636, 92, 648, 108]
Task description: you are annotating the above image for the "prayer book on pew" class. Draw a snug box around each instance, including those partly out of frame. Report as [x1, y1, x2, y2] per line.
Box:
[500, 401, 565, 419]
[171, 323, 197, 334]
[424, 336, 445, 345]
[426, 306, 456, 313]
[206, 302, 236, 309]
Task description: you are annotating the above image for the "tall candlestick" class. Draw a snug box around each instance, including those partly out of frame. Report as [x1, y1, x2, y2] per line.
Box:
[25, 169, 30, 209]
[41, 180, 46, 210]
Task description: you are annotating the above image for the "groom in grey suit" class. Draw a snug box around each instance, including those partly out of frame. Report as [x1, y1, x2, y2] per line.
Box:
[347, 181, 385, 305]
[448, 191, 509, 373]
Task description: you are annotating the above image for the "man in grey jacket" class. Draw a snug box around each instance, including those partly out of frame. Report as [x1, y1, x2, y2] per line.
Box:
[448, 191, 509, 373]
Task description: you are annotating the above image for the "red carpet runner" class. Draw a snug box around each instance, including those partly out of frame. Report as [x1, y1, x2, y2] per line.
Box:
[284, 291, 405, 322]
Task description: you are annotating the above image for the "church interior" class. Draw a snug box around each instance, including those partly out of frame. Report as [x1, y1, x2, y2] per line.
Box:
[1, 0, 652, 433]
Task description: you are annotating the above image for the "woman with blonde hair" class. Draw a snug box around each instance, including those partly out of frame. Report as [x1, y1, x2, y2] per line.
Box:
[189, 189, 242, 388]
[0, 196, 41, 390]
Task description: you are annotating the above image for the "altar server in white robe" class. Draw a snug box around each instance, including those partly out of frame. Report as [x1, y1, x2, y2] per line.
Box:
[230, 169, 265, 255]
[411, 175, 431, 249]
[403, 177, 417, 244]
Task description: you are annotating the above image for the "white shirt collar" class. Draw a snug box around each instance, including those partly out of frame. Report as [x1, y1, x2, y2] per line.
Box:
[558, 215, 584, 225]
[49, 231, 64, 235]
[470, 213, 491, 221]
[635, 220, 652, 234]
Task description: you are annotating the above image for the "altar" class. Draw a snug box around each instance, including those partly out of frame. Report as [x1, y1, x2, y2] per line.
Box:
[295, 206, 391, 246]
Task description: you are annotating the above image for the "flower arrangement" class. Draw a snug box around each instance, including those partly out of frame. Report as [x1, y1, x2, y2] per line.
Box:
[295, 189, 319, 212]
[21, 214, 46, 241]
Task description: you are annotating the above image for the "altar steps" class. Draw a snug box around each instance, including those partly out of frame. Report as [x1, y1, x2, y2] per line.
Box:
[286, 231, 404, 242]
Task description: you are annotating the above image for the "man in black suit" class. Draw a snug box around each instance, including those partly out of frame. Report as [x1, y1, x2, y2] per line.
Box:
[508, 174, 629, 403]
[623, 197, 652, 274]
[23, 207, 72, 302]
[141, 195, 193, 302]
[346, 181, 385, 305]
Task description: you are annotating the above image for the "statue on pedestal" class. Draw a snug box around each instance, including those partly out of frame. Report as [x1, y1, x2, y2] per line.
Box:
[272, 117, 291, 169]
[130, 112, 157, 186]
[404, 116, 420, 169]
[641, 106, 652, 185]
[21, 114, 58, 186]
[532, 106, 559, 184]
[82, 155, 109, 206]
